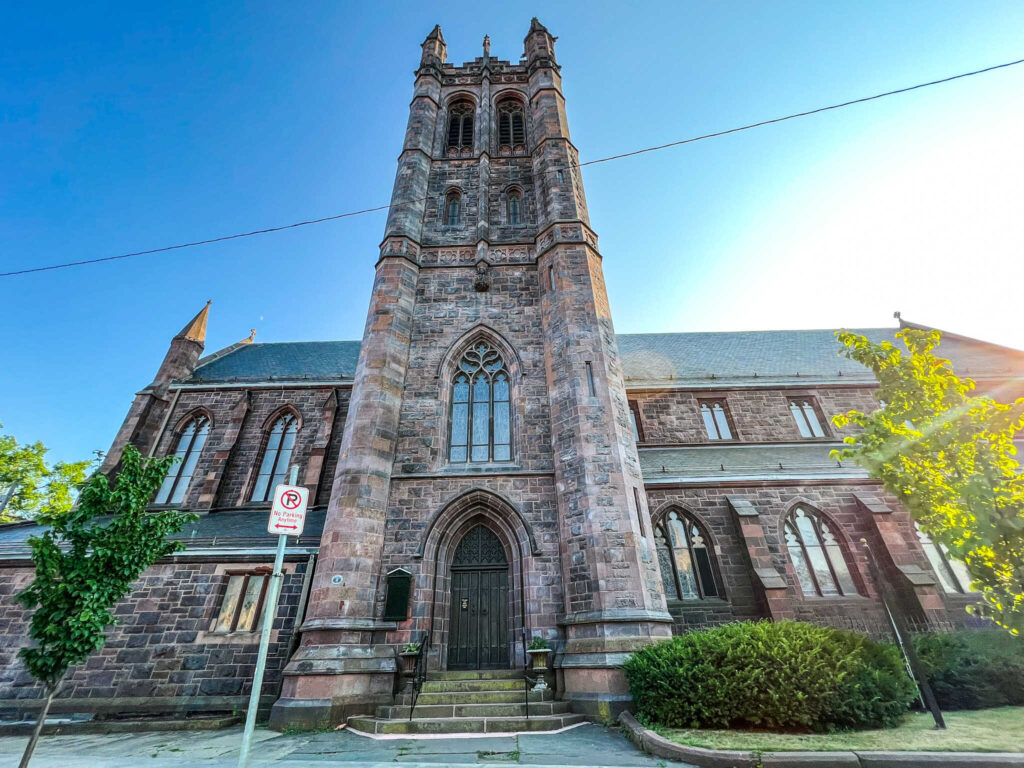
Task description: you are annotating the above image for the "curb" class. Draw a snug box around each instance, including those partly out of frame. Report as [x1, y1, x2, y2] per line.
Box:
[618, 712, 1024, 768]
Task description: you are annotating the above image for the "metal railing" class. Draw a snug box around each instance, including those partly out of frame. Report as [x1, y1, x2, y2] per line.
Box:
[521, 629, 535, 721]
[408, 630, 430, 721]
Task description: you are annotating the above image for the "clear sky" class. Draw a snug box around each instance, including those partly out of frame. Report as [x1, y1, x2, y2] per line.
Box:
[2, 1, 1023, 465]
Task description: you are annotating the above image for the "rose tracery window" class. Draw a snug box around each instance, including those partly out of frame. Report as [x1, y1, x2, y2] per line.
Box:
[784, 506, 858, 597]
[449, 341, 511, 463]
[655, 510, 720, 600]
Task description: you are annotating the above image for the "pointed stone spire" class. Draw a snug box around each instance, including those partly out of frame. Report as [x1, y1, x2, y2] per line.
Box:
[483, 34, 491, 59]
[175, 300, 210, 343]
[528, 17, 548, 34]
[420, 24, 447, 67]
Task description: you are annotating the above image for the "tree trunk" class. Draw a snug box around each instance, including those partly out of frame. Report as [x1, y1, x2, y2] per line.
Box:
[18, 685, 56, 768]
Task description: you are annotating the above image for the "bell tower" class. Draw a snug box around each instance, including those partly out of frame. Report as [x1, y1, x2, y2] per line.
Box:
[270, 20, 670, 730]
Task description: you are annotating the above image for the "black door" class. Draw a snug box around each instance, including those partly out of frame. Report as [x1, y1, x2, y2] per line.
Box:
[447, 525, 510, 670]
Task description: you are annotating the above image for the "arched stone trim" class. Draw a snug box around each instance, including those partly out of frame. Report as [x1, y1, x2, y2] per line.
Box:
[417, 488, 541, 558]
[444, 91, 478, 110]
[412, 488, 537, 670]
[434, 324, 524, 380]
[490, 88, 527, 109]
[171, 406, 214, 436]
[260, 404, 303, 432]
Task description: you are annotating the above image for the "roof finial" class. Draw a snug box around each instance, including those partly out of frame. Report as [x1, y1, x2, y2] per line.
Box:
[893, 310, 901, 320]
[244, 328, 256, 343]
[483, 34, 490, 58]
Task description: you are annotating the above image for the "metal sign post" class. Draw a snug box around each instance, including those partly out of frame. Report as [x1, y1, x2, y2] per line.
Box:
[238, 466, 308, 768]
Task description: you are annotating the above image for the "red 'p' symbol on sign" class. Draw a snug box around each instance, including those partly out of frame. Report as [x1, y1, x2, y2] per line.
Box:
[281, 490, 302, 510]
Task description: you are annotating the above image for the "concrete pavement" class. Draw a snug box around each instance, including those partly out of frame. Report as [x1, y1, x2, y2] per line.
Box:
[0, 722, 677, 767]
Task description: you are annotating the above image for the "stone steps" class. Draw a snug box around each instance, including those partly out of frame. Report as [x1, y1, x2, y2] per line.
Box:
[347, 668, 570, 735]
[412, 689, 553, 705]
[348, 712, 585, 735]
[420, 678, 525, 692]
[376, 701, 570, 719]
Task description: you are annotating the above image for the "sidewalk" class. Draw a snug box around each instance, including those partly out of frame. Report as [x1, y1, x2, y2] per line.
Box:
[0, 722, 674, 767]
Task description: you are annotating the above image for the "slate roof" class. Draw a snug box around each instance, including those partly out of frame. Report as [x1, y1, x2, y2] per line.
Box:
[185, 341, 361, 384]
[0, 507, 327, 556]
[639, 443, 867, 483]
[181, 327, 1024, 387]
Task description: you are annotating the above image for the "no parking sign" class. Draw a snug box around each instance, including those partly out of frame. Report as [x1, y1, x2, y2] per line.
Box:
[268, 484, 308, 536]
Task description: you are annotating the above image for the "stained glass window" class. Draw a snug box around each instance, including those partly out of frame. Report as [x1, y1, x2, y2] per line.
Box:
[251, 412, 298, 502]
[784, 506, 858, 596]
[654, 510, 720, 600]
[154, 414, 210, 505]
[445, 191, 461, 226]
[449, 341, 512, 463]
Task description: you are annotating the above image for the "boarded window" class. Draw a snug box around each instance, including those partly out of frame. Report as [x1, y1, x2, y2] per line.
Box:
[213, 571, 270, 633]
[382, 570, 413, 621]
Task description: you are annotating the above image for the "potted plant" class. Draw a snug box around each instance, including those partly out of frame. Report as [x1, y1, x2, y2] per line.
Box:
[526, 636, 551, 690]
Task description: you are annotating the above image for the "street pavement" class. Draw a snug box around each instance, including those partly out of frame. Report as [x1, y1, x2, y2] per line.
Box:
[0, 722, 678, 767]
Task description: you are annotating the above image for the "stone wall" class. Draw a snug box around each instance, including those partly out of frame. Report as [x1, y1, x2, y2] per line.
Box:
[629, 386, 879, 444]
[0, 558, 310, 715]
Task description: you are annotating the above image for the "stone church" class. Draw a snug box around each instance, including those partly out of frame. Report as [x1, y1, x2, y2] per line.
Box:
[2, 20, 1023, 733]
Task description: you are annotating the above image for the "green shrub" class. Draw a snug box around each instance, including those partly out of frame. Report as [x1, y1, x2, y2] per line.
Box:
[914, 630, 1024, 710]
[623, 621, 915, 732]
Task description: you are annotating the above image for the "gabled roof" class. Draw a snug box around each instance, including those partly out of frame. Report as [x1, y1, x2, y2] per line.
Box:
[178, 327, 1024, 388]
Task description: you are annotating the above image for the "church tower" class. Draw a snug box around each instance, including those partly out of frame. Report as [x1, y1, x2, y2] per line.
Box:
[271, 20, 670, 729]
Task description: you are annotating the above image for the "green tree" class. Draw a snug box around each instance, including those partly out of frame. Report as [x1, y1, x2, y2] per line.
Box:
[832, 328, 1024, 636]
[0, 423, 92, 523]
[14, 445, 195, 767]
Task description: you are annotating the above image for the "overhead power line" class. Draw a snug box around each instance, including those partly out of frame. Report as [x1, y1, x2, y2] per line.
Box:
[3, 55, 1022, 279]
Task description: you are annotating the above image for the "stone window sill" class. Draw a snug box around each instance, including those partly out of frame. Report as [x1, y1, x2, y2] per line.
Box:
[666, 597, 730, 607]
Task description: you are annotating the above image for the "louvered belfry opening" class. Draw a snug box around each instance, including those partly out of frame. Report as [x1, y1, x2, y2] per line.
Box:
[496, 97, 526, 153]
[447, 524, 510, 670]
[446, 99, 475, 153]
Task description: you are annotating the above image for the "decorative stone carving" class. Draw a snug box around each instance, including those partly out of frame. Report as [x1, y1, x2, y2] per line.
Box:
[473, 260, 491, 292]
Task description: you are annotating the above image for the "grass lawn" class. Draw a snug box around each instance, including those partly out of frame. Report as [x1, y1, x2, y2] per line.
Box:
[659, 707, 1024, 753]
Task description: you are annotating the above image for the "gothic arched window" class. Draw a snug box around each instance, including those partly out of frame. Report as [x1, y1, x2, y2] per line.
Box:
[915, 523, 974, 593]
[507, 190, 522, 225]
[496, 98, 526, 151]
[654, 510, 720, 599]
[251, 412, 299, 502]
[784, 506, 858, 597]
[449, 341, 511, 463]
[446, 100, 474, 152]
[445, 191, 461, 226]
[155, 414, 210, 505]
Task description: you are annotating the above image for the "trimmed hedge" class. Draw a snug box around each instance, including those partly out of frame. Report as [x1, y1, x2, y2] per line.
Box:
[914, 630, 1024, 710]
[623, 621, 916, 732]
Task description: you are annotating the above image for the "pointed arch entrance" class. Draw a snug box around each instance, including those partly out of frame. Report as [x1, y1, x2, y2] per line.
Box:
[448, 525, 510, 669]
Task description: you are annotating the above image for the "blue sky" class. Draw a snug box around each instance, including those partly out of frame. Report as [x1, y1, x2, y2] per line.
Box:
[2, 1, 1023, 465]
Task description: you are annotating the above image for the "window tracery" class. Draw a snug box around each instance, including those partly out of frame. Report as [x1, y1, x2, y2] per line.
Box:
[784, 506, 858, 596]
[251, 412, 298, 502]
[496, 98, 526, 152]
[446, 100, 475, 153]
[155, 414, 210, 505]
[654, 510, 720, 600]
[449, 341, 511, 463]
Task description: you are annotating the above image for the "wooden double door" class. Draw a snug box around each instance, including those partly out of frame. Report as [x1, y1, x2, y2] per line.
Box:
[447, 525, 510, 670]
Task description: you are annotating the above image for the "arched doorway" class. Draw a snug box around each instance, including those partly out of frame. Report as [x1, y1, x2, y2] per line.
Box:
[447, 525, 510, 669]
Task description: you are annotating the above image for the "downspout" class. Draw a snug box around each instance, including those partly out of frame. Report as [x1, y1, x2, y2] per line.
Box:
[288, 552, 317, 658]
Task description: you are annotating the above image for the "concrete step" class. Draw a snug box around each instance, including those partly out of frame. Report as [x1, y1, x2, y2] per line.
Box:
[426, 669, 525, 681]
[348, 713, 586, 735]
[376, 701, 570, 719]
[411, 689, 553, 705]
[420, 678, 525, 693]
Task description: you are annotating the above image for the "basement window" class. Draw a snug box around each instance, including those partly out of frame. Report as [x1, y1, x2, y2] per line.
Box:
[213, 571, 270, 633]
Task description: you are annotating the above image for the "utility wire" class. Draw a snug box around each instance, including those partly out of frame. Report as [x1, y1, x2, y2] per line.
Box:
[3, 55, 1022, 279]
